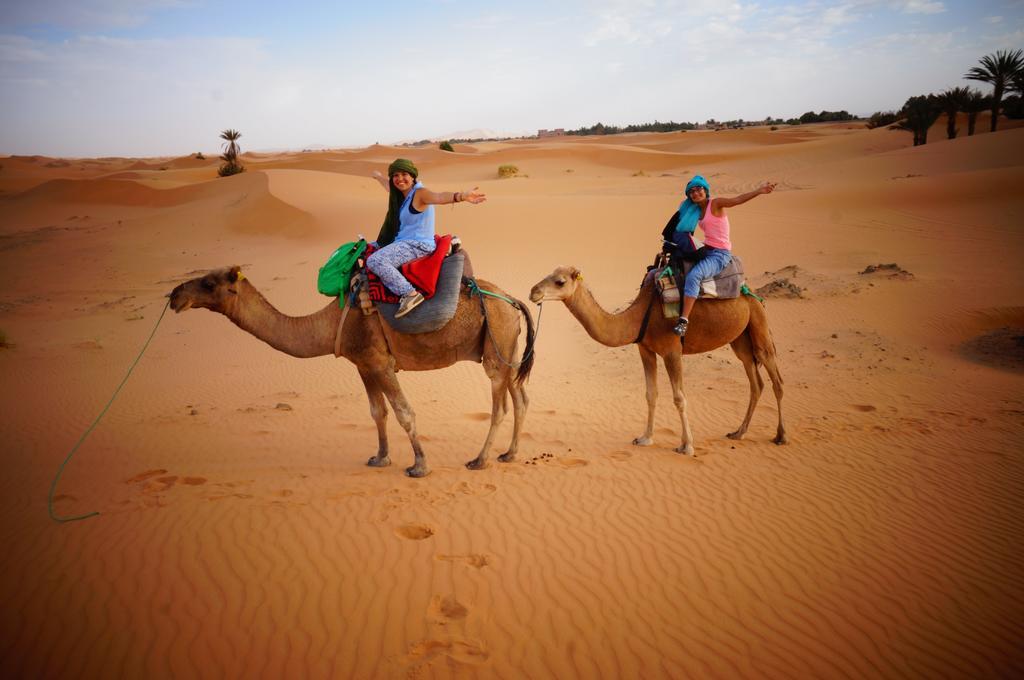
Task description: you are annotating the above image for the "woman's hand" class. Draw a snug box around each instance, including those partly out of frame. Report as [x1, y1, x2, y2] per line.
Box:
[461, 187, 486, 204]
[371, 170, 390, 192]
[759, 182, 777, 194]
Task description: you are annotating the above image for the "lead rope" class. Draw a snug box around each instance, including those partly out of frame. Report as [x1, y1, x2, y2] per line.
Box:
[48, 299, 170, 523]
[465, 278, 542, 369]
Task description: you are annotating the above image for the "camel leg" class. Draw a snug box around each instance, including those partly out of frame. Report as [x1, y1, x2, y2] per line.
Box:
[466, 362, 509, 470]
[663, 351, 695, 455]
[498, 377, 527, 463]
[758, 351, 788, 445]
[632, 345, 658, 446]
[360, 369, 391, 468]
[376, 369, 430, 478]
[726, 333, 763, 441]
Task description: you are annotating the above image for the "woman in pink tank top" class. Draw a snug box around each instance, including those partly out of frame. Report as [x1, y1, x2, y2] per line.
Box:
[673, 177, 777, 337]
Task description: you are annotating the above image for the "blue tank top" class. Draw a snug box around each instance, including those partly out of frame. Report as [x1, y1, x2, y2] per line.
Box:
[396, 182, 435, 246]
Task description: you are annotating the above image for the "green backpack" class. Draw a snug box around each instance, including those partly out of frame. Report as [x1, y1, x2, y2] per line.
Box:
[317, 239, 367, 307]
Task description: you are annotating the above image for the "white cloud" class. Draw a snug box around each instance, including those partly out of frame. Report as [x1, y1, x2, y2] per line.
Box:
[899, 0, 946, 14]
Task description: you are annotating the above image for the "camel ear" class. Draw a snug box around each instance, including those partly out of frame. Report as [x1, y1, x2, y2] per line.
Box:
[570, 267, 582, 281]
[228, 266, 243, 283]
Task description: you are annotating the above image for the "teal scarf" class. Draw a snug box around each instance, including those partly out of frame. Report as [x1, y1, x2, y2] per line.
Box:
[676, 174, 710, 234]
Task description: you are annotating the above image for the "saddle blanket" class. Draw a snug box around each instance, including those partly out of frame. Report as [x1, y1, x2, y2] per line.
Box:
[366, 234, 453, 303]
[375, 251, 466, 334]
[644, 255, 746, 300]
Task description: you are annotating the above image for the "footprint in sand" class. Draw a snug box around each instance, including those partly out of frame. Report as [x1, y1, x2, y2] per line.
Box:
[608, 451, 633, 462]
[125, 469, 168, 484]
[852, 404, 877, 412]
[407, 639, 488, 666]
[396, 524, 435, 540]
[143, 476, 178, 494]
[557, 458, 589, 468]
[429, 595, 469, 623]
[464, 412, 491, 421]
[450, 481, 497, 497]
[181, 477, 206, 486]
[437, 554, 491, 569]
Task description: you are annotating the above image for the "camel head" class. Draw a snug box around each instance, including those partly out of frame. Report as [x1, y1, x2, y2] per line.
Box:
[530, 266, 583, 303]
[169, 266, 244, 313]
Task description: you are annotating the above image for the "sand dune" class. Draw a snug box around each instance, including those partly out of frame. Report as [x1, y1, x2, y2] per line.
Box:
[2, 119, 1023, 678]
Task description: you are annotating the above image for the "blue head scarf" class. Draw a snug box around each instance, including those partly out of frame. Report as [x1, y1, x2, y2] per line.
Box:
[677, 175, 711, 234]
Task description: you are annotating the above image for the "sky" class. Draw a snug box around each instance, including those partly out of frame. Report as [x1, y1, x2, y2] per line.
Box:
[1, 0, 1022, 157]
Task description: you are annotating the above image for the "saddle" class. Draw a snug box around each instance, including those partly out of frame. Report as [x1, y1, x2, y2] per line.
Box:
[365, 234, 454, 304]
[644, 252, 747, 318]
[353, 235, 469, 335]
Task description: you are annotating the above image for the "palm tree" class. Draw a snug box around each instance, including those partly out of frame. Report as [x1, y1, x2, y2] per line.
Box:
[964, 49, 1024, 132]
[218, 129, 245, 177]
[937, 87, 971, 139]
[896, 95, 941, 146]
[962, 89, 990, 136]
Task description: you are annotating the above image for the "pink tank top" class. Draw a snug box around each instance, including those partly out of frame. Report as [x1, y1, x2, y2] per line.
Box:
[699, 199, 731, 250]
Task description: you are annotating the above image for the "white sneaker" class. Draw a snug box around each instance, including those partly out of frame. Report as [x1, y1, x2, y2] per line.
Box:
[395, 291, 424, 318]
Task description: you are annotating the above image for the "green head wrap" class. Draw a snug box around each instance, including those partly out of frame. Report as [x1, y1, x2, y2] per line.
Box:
[375, 159, 420, 247]
[388, 158, 418, 178]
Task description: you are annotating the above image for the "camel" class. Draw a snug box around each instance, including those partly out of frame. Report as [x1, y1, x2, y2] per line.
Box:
[529, 266, 785, 454]
[169, 265, 534, 477]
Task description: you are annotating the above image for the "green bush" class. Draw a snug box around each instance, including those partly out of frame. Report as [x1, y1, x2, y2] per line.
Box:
[195, 152, 206, 160]
[439, 140, 454, 152]
[218, 161, 245, 177]
[497, 164, 519, 178]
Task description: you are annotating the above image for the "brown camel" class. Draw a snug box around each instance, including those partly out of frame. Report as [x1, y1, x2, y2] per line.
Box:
[529, 266, 785, 454]
[169, 266, 534, 477]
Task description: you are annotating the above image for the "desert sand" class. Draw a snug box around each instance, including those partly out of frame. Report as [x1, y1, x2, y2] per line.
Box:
[2, 116, 1023, 678]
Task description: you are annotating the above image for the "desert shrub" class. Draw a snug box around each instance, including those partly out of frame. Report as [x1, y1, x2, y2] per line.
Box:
[866, 111, 899, 129]
[632, 170, 648, 177]
[770, 126, 778, 131]
[498, 164, 519, 178]
[195, 152, 205, 160]
[218, 161, 245, 177]
[439, 140, 454, 152]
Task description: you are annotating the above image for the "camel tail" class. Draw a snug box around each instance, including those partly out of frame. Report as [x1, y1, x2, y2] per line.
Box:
[514, 296, 536, 386]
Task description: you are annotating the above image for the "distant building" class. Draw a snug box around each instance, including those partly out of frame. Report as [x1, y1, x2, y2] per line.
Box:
[537, 128, 565, 138]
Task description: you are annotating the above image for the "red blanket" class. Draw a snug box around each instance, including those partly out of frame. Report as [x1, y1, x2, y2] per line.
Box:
[365, 234, 453, 303]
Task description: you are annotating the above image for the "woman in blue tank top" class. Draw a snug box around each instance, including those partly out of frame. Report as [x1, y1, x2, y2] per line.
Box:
[367, 158, 486, 317]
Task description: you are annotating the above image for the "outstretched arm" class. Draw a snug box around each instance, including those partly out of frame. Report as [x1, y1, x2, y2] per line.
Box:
[371, 170, 390, 192]
[413, 186, 487, 210]
[714, 182, 777, 209]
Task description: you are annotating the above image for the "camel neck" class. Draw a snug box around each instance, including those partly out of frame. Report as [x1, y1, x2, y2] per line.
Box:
[224, 280, 341, 358]
[565, 279, 654, 348]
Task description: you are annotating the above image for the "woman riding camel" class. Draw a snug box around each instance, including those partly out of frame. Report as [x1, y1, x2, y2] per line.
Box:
[670, 175, 776, 337]
[368, 158, 485, 317]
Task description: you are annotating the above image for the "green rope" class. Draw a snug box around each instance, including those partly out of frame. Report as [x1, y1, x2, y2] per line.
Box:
[464, 277, 518, 306]
[740, 283, 765, 303]
[48, 299, 170, 523]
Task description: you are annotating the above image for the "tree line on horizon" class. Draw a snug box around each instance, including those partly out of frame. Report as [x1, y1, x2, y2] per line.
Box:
[563, 110, 856, 136]
[868, 49, 1024, 146]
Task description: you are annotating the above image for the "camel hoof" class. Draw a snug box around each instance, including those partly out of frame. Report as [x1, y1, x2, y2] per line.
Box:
[675, 444, 696, 456]
[726, 431, 745, 440]
[405, 465, 430, 478]
[497, 452, 516, 463]
[773, 433, 789, 445]
[366, 455, 391, 468]
[632, 436, 654, 447]
[465, 458, 488, 470]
